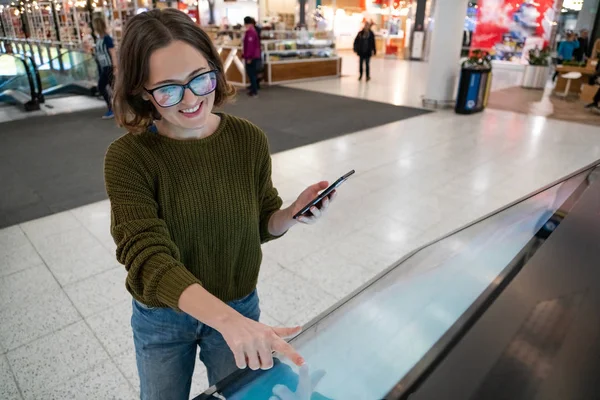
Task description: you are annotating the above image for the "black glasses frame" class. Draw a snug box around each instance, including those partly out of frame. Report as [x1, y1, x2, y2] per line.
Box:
[144, 69, 219, 108]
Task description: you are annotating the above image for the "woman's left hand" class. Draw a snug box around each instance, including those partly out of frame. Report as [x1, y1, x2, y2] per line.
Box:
[290, 181, 338, 225]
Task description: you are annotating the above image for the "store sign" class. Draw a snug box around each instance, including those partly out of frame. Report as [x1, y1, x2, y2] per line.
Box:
[471, 0, 556, 54]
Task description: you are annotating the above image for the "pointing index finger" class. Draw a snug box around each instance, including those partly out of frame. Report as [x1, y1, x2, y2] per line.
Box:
[272, 337, 305, 366]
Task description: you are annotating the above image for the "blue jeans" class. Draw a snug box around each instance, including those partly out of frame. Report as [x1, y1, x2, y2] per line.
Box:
[131, 289, 261, 400]
[97, 66, 113, 110]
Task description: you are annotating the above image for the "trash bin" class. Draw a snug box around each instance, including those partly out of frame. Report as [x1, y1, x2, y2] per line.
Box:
[455, 66, 492, 114]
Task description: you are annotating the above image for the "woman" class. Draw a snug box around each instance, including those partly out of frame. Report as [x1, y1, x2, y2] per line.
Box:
[92, 17, 117, 119]
[105, 8, 337, 399]
[353, 22, 376, 81]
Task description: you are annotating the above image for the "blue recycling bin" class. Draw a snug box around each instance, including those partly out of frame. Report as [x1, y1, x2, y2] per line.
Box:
[455, 66, 492, 114]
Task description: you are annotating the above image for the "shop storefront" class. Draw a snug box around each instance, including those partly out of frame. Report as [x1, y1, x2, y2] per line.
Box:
[314, 0, 421, 57]
[467, 0, 559, 64]
[463, 0, 600, 73]
[364, 0, 413, 57]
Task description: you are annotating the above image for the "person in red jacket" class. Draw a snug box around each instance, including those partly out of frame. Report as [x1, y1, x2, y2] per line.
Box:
[243, 16, 261, 97]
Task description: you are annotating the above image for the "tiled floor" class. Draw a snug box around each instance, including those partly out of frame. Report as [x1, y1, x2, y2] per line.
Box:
[0, 96, 106, 124]
[2, 55, 600, 399]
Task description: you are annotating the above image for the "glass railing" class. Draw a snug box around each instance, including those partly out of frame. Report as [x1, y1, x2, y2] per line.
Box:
[1, 39, 72, 70]
[37, 50, 98, 95]
[2, 39, 97, 96]
[195, 165, 597, 400]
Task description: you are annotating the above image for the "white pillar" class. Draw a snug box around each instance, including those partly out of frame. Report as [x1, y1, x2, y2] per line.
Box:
[423, 0, 469, 106]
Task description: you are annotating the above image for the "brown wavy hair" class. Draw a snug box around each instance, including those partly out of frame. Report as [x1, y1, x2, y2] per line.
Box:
[113, 9, 235, 134]
[92, 17, 108, 37]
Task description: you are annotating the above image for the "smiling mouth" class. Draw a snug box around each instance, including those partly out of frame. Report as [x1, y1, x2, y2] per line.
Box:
[179, 101, 202, 114]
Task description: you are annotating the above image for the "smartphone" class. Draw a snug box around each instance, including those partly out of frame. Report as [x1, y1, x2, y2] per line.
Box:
[292, 170, 355, 219]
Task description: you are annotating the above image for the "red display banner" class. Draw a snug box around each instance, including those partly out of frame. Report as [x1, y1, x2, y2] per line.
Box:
[471, 0, 556, 51]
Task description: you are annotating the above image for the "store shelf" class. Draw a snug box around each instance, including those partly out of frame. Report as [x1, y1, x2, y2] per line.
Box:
[267, 56, 341, 64]
[268, 58, 341, 84]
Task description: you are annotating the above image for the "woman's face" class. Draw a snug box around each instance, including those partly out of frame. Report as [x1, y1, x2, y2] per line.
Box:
[144, 40, 216, 131]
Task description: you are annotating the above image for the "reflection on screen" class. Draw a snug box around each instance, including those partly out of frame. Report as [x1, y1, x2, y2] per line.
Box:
[220, 172, 589, 400]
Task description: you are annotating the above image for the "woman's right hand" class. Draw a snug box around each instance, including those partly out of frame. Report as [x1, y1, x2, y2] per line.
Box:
[218, 315, 304, 370]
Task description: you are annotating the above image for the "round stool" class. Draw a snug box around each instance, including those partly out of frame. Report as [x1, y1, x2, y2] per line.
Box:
[558, 71, 582, 99]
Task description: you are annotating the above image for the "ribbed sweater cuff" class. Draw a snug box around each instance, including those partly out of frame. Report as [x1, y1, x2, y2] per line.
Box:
[156, 266, 202, 311]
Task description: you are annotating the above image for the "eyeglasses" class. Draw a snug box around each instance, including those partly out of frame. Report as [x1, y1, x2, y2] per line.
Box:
[145, 70, 218, 108]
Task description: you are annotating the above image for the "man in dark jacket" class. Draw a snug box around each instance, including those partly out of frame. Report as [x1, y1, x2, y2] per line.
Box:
[354, 23, 376, 81]
[574, 29, 590, 62]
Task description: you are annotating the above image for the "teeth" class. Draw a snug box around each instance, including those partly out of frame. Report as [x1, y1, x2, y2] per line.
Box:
[182, 104, 200, 113]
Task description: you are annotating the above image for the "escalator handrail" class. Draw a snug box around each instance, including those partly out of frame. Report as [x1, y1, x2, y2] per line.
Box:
[42, 48, 92, 64]
[0, 53, 37, 105]
[0, 37, 83, 51]
[23, 54, 44, 103]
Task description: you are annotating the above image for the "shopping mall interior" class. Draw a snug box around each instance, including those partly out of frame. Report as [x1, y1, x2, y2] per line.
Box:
[2, 0, 600, 399]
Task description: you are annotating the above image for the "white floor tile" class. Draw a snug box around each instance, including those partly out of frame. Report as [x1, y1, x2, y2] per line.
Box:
[38, 360, 136, 400]
[288, 246, 375, 300]
[70, 200, 116, 253]
[258, 254, 284, 283]
[330, 222, 422, 275]
[43, 96, 106, 116]
[0, 266, 80, 350]
[6, 321, 110, 400]
[19, 211, 81, 243]
[64, 266, 129, 318]
[0, 265, 59, 307]
[86, 300, 134, 358]
[0, 226, 45, 278]
[0, 96, 106, 124]
[259, 310, 283, 327]
[261, 220, 348, 267]
[284, 294, 338, 328]
[257, 268, 337, 327]
[31, 226, 119, 286]
[114, 348, 139, 396]
[0, 355, 22, 400]
[189, 357, 209, 399]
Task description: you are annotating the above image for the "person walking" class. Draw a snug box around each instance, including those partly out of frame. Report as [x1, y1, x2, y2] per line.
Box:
[92, 17, 117, 119]
[243, 16, 261, 97]
[106, 8, 339, 399]
[353, 22, 376, 81]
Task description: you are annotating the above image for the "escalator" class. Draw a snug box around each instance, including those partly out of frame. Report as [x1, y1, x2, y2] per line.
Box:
[0, 53, 42, 111]
[37, 49, 98, 97]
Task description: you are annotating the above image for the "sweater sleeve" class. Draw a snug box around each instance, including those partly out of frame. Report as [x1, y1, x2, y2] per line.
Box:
[256, 131, 284, 243]
[104, 139, 202, 310]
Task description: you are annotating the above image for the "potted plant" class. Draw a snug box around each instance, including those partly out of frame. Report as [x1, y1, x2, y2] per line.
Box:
[522, 46, 551, 89]
[462, 49, 492, 70]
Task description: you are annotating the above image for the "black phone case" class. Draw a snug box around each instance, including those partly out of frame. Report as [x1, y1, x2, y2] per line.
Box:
[292, 170, 355, 219]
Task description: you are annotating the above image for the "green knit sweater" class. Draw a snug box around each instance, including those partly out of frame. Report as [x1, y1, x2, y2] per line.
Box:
[104, 113, 284, 310]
